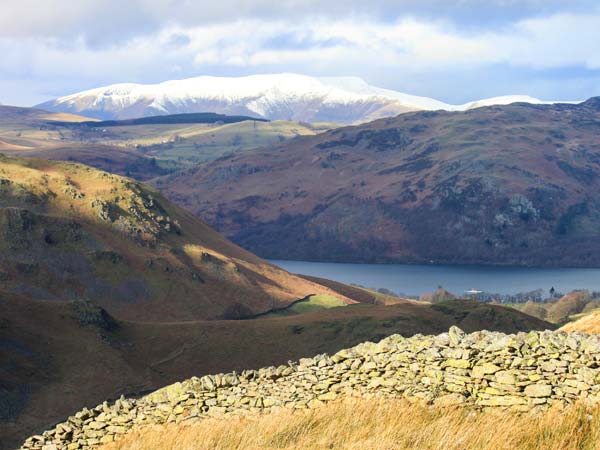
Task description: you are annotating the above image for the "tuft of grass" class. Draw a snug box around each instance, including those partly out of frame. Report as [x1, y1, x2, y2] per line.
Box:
[101, 398, 600, 450]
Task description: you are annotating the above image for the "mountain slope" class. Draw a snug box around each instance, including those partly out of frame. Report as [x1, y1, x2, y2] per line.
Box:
[0, 155, 348, 321]
[155, 98, 600, 267]
[0, 105, 335, 173]
[0, 105, 169, 180]
[5, 143, 171, 181]
[1, 291, 550, 450]
[36, 73, 562, 124]
[561, 310, 600, 333]
[0, 104, 94, 123]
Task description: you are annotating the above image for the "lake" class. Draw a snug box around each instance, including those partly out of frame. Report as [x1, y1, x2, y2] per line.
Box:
[269, 260, 600, 297]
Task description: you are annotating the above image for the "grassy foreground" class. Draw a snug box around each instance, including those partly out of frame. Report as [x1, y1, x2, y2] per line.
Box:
[101, 398, 600, 450]
[561, 310, 600, 334]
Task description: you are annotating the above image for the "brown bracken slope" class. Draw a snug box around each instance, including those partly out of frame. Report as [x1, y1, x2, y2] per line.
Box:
[154, 98, 600, 267]
[0, 155, 350, 322]
[561, 311, 600, 334]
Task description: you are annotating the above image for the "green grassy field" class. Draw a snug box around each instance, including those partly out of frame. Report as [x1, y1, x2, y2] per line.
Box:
[128, 120, 337, 166]
[261, 294, 348, 317]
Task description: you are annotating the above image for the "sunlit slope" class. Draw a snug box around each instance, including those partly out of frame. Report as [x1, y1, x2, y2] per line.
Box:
[0, 105, 337, 173]
[0, 105, 98, 150]
[511, 291, 600, 326]
[92, 120, 337, 166]
[0, 154, 346, 321]
[561, 310, 600, 333]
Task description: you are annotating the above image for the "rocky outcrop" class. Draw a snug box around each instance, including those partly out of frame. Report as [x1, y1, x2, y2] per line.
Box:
[20, 327, 600, 449]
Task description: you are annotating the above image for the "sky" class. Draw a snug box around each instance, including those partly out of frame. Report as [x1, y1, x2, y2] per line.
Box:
[1, 0, 600, 106]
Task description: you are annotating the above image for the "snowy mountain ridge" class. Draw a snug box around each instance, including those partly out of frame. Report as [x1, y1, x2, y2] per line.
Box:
[37, 73, 571, 123]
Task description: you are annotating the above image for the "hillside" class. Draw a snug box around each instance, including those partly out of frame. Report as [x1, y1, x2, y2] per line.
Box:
[0, 105, 92, 150]
[155, 98, 600, 267]
[0, 105, 94, 123]
[510, 291, 600, 325]
[0, 105, 334, 172]
[73, 119, 336, 167]
[0, 105, 96, 150]
[3, 293, 550, 450]
[0, 105, 169, 180]
[25, 324, 599, 450]
[36, 73, 561, 123]
[560, 311, 600, 333]
[0, 154, 347, 322]
[2, 143, 170, 180]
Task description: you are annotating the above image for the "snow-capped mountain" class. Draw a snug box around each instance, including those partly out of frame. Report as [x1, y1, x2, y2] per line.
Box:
[36, 73, 563, 123]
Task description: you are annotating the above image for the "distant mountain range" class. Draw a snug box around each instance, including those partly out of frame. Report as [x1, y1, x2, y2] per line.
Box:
[37, 73, 572, 123]
[154, 98, 600, 267]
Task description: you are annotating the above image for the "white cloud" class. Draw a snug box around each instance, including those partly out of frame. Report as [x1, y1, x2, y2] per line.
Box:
[0, 0, 595, 39]
[1, 7, 600, 105]
[176, 14, 600, 70]
[498, 13, 600, 69]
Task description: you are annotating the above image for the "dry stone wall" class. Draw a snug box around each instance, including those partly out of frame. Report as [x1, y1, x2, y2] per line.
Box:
[21, 327, 600, 449]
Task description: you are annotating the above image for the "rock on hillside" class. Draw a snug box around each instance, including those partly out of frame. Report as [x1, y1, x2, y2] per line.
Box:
[22, 326, 600, 450]
[155, 98, 600, 267]
[0, 155, 347, 321]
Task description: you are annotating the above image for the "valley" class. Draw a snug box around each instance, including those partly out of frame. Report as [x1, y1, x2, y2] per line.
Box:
[6, 99, 600, 270]
[5, 3, 600, 450]
[0, 151, 557, 449]
[72, 120, 334, 167]
[1, 73, 599, 450]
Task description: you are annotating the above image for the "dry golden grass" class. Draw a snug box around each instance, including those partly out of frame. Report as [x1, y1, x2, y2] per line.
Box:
[561, 311, 600, 334]
[101, 398, 600, 450]
[39, 111, 99, 122]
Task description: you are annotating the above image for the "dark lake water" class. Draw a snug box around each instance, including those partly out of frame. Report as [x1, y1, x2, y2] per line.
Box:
[269, 260, 600, 297]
